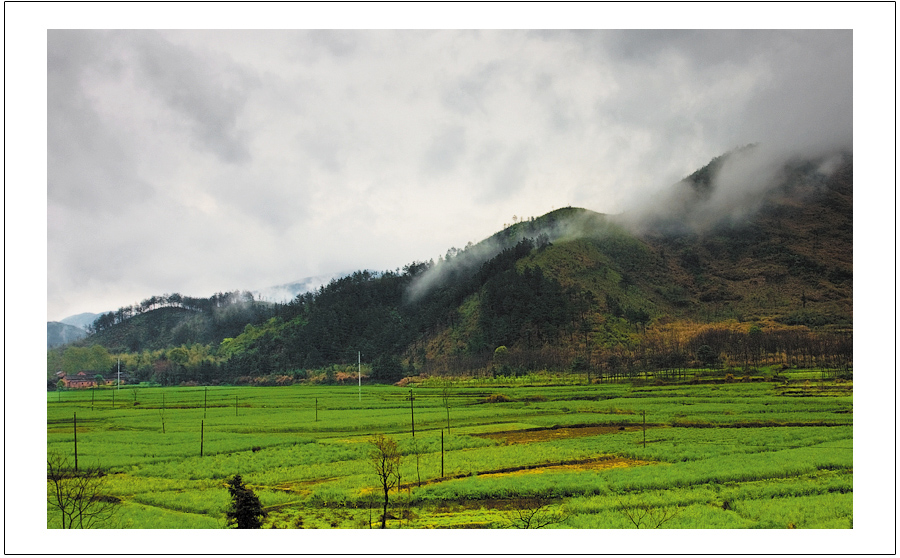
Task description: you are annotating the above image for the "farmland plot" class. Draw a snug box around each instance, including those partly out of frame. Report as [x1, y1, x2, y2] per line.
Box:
[47, 376, 851, 529]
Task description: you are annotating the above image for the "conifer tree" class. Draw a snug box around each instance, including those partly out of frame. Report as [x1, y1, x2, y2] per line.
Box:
[225, 474, 266, 529]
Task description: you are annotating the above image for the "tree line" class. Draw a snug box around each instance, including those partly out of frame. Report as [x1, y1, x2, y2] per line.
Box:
[88, 291, 256, 334]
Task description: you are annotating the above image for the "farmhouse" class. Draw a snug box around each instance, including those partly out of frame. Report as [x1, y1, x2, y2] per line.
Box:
[56, 371, 122, 389]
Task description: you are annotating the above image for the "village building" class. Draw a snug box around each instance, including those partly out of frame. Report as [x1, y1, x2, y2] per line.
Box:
[55, 371, 123, 389]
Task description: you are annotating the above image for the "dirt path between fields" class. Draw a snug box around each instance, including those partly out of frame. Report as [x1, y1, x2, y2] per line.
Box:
[397, 454, 653, 491]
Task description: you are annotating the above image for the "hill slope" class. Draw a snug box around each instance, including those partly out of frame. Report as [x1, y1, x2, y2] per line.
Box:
[64, 148, 852, 384]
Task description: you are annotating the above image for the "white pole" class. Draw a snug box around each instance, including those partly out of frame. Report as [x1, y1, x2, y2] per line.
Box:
[358, 351, 361, 401]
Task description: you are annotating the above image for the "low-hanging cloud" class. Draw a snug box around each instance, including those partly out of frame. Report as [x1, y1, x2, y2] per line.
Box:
[619, 143, 851, 236]
[46, 28, 852, 321]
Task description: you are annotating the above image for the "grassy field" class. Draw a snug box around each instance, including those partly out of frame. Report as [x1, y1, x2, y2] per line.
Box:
[46, 372, 852, 530]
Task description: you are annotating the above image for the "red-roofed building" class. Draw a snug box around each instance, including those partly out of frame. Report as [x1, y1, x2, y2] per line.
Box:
[55, 371, 122, 389]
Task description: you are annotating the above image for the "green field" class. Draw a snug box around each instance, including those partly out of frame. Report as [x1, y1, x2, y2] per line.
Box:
[47, 373, 852, 529]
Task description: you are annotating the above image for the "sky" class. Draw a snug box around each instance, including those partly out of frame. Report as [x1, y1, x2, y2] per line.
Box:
[42, 24, 858, 321]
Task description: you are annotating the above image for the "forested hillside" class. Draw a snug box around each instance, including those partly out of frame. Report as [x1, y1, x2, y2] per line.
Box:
[48, 149, 852, 387]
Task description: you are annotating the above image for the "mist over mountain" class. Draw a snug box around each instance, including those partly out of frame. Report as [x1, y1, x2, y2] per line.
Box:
[252, 273, 348, 304]
[47, 312, 102, 349]
[47, 321, 89, 348]
[49, 149, 852, 385]
[620, 144, 852, 236]
[60, 312, 104, 330]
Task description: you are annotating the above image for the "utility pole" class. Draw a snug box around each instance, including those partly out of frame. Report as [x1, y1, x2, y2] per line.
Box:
[200, 420, 204, 457]
[409, 390, 415, 437]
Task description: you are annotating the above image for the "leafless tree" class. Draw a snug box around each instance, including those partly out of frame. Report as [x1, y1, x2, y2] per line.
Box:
[617, 499, 681, 528]
[47, 452, 119, 529]
[369, 434, 402, 529]
[503, 498, 568, 529]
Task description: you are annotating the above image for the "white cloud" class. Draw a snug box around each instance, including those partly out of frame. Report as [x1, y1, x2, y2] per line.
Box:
[43, 27, 854, 321]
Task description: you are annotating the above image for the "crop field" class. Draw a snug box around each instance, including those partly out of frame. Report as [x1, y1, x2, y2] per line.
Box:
[46, 372, 852, 530]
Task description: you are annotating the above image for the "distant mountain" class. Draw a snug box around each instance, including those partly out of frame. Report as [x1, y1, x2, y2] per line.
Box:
[61, 148, 852, 385]
[60, 312, 103, 330]
[47, 321, 89, 348]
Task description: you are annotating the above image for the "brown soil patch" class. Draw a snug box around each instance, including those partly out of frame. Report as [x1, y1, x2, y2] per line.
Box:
[477, 456, 653, 478]
[477, 425, 640, 444]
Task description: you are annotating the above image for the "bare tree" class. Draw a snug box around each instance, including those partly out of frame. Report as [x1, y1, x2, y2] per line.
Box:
[503, 498, 568, 529]
[369, 434, 401, 529]
[47, 452, 119, 529]
[617, 500, 681, 528]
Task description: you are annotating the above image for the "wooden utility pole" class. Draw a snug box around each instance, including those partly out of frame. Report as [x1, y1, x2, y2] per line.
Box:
[73, 413, 78, 472]
[409, 390, 415, 437]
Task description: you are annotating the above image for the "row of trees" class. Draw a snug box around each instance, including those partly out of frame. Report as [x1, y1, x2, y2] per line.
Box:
[415, 325, 852, 380]
[47, 345, 116, 376]
[55, 325, 848, 389]
[89, 291, 256, 333]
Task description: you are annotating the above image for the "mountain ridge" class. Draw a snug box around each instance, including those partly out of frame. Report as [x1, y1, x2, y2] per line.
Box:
[49, 148, 852, 384]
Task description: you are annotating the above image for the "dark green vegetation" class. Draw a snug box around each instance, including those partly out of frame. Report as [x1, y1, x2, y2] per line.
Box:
[225, 474, 266, 529]
[48, 149, 852, 389]
[46, 374, 852, 529]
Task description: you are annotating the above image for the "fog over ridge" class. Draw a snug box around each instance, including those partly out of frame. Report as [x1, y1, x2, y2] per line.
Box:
[44, 28, 853, 320]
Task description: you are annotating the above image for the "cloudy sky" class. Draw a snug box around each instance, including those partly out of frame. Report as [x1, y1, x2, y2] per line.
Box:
[32, 9, 867, 322]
